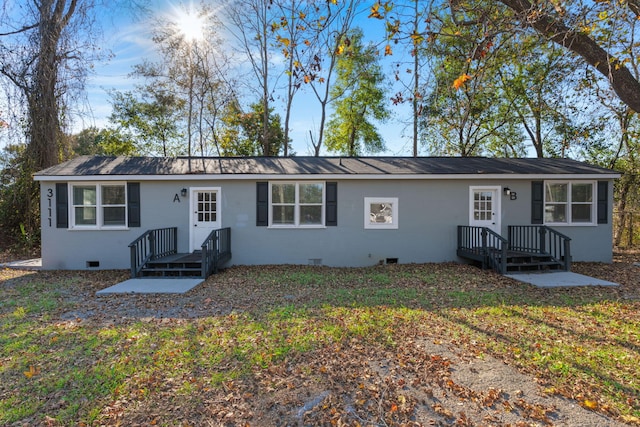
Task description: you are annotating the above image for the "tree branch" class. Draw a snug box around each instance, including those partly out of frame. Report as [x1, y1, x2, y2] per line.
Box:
[498, 0, 640, 113]
[0, 24, 38, 37]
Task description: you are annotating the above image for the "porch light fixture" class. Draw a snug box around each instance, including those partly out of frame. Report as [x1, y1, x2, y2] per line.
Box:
[181, 188, 188, 197]
[503, 187, 517, 200]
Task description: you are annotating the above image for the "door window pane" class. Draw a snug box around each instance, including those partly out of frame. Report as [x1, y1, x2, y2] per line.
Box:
[473, 191, 492, 221]
[196, 191, 217, 223]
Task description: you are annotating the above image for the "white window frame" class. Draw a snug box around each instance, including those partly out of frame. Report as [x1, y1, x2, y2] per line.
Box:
[364, 197, 399, 229]
[69, 182, 128, 230]
[544, 180, 596, 226]
[269, 181, 325, 228]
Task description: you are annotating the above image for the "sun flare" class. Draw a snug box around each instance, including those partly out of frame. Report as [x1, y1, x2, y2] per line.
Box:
[175, 8, 205, 42]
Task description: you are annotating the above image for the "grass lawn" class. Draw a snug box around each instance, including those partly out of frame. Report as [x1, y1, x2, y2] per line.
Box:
[1, 259, 639, 426]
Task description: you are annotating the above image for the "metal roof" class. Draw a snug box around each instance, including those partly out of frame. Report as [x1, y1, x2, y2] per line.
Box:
[34, 156, 619, 179]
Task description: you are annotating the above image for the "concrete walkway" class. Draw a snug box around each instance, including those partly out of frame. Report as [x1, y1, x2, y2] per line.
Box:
[506, 271, 619, 288]
[0, 258, 42, 270]
[0, 258, 203, 294]
[96, 277, 204, 295]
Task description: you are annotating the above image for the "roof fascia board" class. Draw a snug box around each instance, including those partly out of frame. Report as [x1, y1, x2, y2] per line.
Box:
[34, 173, 621, 182]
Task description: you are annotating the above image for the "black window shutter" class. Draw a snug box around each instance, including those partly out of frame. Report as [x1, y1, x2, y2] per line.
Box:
[127, 182, 141, 227]
[326, 182, 338, 226]
[531, 181, 544, 224]
[256, 182, 269, 226]
[597, 181, 608, 224]
[56, 183, 68, 228]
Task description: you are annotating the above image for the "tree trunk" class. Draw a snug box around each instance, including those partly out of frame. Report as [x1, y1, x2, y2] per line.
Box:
[27, 0, 77, 170]
[412, 0, 419, 157]
[614, 186, 629, 247]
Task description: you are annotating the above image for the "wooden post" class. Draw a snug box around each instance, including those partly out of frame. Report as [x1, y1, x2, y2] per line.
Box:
[130, 246, 137, 278]
[500, 240, 507, 274]
[539, 226, 546, 254]
[481, 228, 488, 269]
[149, 232, 156, 260]
[563, 238, 571, 271]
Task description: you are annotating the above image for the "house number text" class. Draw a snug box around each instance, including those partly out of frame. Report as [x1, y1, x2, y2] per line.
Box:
[47, 188, 53, 227]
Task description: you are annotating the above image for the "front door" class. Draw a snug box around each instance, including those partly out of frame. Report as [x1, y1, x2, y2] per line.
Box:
[469, 186, 501, 235]
[190, 187, 221, 252]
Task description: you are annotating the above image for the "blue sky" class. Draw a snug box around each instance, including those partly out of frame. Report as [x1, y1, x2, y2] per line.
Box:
[81, 0, 416, 156]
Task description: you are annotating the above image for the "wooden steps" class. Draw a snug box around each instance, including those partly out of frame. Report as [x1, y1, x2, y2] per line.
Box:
[458, 247, 566, 274]
[457, 225, 571, 275]
[140, 252, 203, 277]
[129, 227, 231, 279]
[500, 250, 564, 273]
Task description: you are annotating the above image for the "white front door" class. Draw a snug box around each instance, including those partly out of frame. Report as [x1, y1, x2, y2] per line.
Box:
[190, 187, 221, 252]
[469, 186, 501, 235]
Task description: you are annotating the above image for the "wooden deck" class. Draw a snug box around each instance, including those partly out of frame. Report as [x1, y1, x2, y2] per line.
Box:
[129, 227, 231, 278]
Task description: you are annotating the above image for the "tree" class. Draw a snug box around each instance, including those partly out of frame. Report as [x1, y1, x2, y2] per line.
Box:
[0, 0, 105, 168]
[0, 0, 103, 238]
[324, 28, 391, 156]
[495, 0, 640, 114]
[70, 127, 138, 156]
[422, 4, 518, 156]
[298, 0, 362, 156]
[107, 88, 184, 156]
[272, 0, 312, 156]
[219, 100, 287, 156]
[373, 0, 433, 156]
[595, 106, 640, 247]
[497, 36, 596, 158]
[226, 0, 280, 157]
[147, 1, 235, 159]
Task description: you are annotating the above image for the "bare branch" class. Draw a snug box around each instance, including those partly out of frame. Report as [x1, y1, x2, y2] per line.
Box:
[0, 23, 38, 37]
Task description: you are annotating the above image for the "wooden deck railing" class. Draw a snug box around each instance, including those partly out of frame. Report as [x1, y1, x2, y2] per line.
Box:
[201, 227, 232, 278]
[128, 227, 178, 278]
[457, 225, 508, 273]
[508, 225, 571, 271]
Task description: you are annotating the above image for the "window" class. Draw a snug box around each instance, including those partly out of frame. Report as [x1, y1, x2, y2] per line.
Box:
[364, 197, 398, 229]
[270, 182, 324, 227]
[71, 183, 127, 228]
[544, 181, 595, 225]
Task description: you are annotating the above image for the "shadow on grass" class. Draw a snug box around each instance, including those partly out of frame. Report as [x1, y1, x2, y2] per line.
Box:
[1, 262, 639, 425]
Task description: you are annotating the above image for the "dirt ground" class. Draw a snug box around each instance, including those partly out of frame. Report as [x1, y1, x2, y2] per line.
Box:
[2, 241, 639, 426]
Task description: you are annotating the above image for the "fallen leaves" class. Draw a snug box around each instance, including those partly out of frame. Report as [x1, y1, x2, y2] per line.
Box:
[2, 258, 640, 425]
[23, 364, 39, 378]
